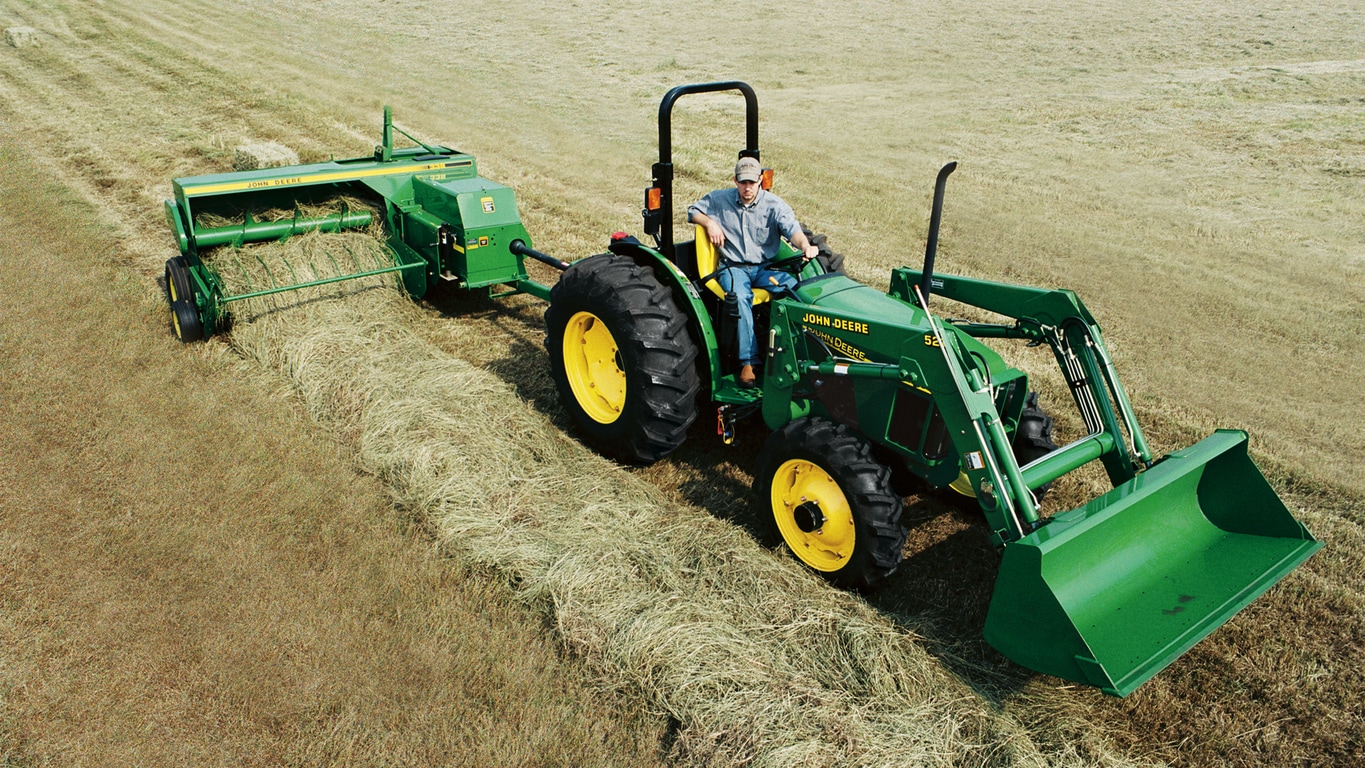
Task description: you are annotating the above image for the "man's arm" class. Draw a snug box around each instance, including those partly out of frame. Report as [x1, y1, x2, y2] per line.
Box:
[776, 205, 819, 260]
[688, 208, 726, 247]
[789, 227, 818, 259]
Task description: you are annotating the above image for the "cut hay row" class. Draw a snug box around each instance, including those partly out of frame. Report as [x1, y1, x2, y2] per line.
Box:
[205, 212, 395, 326]
[219, 233, 1149, 768]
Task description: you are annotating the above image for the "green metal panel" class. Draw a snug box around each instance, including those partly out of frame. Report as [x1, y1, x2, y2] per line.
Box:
[984, 430, 1322, 696]
[414, 177, 531, 288]
[773, 276, 1017, 493]
[164, 199, 190, 255]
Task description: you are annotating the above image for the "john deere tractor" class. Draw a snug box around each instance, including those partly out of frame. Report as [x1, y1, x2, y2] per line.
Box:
[541, 82, 1320, 696]
[161, 83, 1320, 697]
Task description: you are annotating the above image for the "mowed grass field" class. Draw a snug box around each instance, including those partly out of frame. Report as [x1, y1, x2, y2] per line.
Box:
[0, 0, 1361, 765]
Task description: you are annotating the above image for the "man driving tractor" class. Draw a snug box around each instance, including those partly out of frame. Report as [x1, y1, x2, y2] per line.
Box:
[688, 156, 819, 387]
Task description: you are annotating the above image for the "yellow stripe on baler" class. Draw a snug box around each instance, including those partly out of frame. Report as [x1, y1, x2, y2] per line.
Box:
[180, 160, 473, 197]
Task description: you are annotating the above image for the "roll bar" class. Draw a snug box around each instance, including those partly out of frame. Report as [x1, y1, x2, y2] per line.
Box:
[643, 81, 760, 262]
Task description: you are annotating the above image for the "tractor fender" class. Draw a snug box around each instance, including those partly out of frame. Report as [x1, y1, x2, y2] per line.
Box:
[606, 241, 723, 393]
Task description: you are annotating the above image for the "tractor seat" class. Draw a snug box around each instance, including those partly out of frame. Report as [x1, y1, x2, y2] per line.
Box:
[694, 224, 771, 305]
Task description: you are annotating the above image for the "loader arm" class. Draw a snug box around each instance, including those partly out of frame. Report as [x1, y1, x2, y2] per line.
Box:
[888, 268, 1320, 696]
[892, 268, 1152, 488]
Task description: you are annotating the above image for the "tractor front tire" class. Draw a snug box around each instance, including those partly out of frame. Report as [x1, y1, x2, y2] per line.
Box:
[755, 417, 905, 590]
[545, 254, 700, 465]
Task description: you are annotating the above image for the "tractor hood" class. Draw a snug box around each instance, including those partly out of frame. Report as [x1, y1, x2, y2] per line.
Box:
[793, 274, 1012, 383]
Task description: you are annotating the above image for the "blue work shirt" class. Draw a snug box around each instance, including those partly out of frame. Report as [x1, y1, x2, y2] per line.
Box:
[688, 188, 802, 266]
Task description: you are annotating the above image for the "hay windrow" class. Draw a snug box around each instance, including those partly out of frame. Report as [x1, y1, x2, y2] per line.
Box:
[223, 233, 1153, 768]
[203, 208, 396, 326]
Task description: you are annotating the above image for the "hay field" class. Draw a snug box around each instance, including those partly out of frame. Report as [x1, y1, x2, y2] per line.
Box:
[0, 0, 1361, 765]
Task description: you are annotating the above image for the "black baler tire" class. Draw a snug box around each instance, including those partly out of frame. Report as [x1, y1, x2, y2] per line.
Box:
[165, 257, 194, 305]
[170, 298, 204, 343]
[755, 417, 905, 591]
[545, 254, 700, 465]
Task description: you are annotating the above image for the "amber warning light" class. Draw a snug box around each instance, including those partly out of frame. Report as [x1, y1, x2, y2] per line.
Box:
[645, 186, 662, 211]
[761, 168, 774, 190]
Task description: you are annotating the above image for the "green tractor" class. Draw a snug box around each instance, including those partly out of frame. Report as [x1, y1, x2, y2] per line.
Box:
[161, 83, 1320, 697]
[541, 82, 1321, 696]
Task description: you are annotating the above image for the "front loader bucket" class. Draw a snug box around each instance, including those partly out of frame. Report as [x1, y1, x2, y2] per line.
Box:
[984, 429, 1321, 696]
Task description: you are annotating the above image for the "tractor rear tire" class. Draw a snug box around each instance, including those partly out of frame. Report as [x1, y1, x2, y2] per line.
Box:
[545, 254, 700, 465]
[755, 417, 905, 590]
[803, 228, 845, 274]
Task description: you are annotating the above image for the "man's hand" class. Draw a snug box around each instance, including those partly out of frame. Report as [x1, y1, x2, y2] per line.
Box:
[790, 230, 819, 262]
[690, 211, 727, 247]
[703, 218, 726, 247]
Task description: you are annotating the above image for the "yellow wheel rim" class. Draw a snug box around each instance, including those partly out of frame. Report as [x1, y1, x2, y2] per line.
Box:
[771, 458, 856, 572]
[948, 471, 977, 497]
[563, 311, 626, 424]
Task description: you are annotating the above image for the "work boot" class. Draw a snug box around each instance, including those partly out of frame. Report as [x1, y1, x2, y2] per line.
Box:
[739, 364, 757, 388]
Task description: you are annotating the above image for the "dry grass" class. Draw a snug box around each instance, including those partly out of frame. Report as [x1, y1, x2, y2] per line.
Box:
[0, 133, 667, 767]
[0, 0, 1360, 765]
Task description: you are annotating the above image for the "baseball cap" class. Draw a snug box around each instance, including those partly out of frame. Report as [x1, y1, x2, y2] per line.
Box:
[734, 156, 763, 183]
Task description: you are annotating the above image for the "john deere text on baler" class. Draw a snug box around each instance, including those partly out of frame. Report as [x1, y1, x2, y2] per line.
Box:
[161, 86, 1321, 697]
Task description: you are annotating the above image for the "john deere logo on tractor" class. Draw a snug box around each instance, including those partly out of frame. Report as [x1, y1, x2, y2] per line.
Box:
[801, 312, 868, 335]
[804, 327, 869, 362]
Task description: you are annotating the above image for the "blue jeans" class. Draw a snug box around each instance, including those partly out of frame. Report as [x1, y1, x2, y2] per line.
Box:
[718, 263, 798, 366]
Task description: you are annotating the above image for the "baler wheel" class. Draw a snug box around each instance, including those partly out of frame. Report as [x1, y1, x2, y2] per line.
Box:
[545, 254, 700, 464]
[169, 299, 203, 343]
[165, 257, 194, 304]
[756, 417, 905, 590]
[165, 258, 204, 342]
